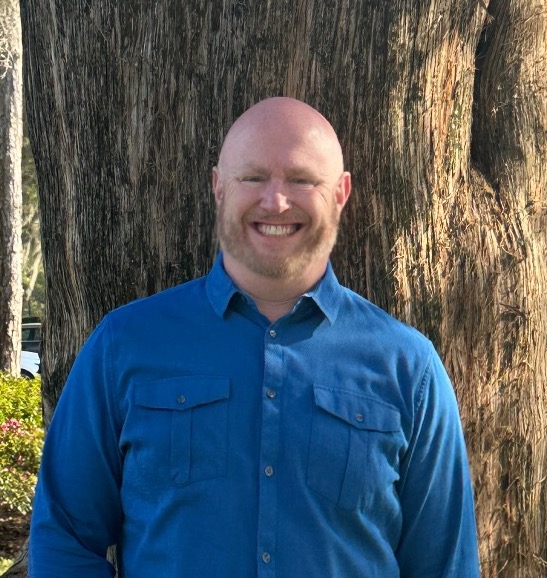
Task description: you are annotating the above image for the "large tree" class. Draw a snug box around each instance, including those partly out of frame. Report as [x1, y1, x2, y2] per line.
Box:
[15, 0, 547, 576]
[0, 0, 22, 375]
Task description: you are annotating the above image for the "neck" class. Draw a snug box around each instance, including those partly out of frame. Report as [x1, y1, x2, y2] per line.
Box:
[244, 288, 302, 322]
[223, 256, 327, 322]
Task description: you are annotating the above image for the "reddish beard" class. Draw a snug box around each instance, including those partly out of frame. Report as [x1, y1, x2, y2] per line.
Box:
[216, 204, 340, 280]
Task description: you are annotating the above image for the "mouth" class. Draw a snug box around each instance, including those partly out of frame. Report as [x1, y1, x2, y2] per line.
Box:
[254, 223, 302, 237]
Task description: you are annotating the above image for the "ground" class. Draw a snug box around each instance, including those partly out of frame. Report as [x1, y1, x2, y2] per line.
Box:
[0, 504, 29, 562]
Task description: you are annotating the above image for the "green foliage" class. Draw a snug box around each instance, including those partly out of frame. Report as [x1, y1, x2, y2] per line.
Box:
[0, 558, 12, 573]
[0, 373, 43, 515]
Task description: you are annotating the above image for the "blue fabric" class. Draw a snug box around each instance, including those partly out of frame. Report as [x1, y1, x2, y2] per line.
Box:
[29, 256, 480, 577]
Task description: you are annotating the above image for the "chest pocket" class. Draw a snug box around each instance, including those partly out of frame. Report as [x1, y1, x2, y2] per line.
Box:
[129, 376, 230, 486]
[307, 385, 402, 511]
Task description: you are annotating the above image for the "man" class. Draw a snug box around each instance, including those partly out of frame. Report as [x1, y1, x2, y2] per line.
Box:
[30, 97, 480, 577]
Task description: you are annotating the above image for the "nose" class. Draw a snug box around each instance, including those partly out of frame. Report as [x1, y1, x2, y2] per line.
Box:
[259, 179, 291, 213]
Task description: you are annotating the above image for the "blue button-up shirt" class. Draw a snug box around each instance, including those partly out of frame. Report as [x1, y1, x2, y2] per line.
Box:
[30, 256, 480, 577]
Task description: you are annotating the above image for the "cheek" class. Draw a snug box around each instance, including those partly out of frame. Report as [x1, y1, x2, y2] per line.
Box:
[223, 188, 257, 214]
[220, 194, 242, 216]
[306, 198, 336, 224]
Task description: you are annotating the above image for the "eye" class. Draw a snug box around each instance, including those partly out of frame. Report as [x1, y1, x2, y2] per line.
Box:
[290, 178, 315, 188]
[240, 175, 265, 183]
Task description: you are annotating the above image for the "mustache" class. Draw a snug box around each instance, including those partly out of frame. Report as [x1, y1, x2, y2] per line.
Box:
[244, 211, 308, 223]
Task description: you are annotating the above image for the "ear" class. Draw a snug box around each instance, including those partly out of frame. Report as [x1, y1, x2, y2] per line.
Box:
[212, 166, 223, 204]
[335, 171, 352, 210]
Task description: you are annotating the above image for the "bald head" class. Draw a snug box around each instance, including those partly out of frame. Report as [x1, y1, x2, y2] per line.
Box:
[217, 97, 345, 175]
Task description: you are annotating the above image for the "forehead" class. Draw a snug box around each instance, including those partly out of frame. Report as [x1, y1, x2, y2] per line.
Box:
[220, 122, 342, 175]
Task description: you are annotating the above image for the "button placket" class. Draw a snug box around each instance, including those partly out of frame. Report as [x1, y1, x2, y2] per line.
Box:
[257, 325, 282, 577]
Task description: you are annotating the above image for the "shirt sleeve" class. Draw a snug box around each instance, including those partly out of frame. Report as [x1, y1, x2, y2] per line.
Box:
[29, 317, 123, 577]
[395, 345, 481, 578]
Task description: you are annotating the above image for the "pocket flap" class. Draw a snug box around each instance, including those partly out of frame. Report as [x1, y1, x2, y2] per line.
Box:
[313, 385, 400, 432]
[135, 376, 230, 411]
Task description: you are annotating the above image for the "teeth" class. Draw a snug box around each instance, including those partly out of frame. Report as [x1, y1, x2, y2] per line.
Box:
[257, 224, 297, 236]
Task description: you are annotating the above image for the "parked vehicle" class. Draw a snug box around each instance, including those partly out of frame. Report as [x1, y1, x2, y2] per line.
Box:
[22, 321, 42, 354]
[21, 350, 40, 379]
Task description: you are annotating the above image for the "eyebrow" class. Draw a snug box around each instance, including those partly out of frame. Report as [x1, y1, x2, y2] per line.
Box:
[236, 163, 320, 179]
[237, 163, 267, 173]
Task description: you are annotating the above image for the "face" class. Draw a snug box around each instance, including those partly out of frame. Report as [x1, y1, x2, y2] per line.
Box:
[213, 100, 351, 284]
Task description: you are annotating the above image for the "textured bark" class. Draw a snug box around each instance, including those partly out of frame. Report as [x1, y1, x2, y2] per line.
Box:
[469, 1, 547, 575]
[20, 0, 547, 576]
[0, 0, 22, 375]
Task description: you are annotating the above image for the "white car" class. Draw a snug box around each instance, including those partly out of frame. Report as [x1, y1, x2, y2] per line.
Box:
[22, 321, 42, 354]
[21, 350, 40, 379]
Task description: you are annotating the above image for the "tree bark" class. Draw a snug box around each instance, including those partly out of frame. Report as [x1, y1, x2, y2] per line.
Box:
[469, 1, 547, 574]
[0, 0, 23, 375]
[19, 0, 547, 576]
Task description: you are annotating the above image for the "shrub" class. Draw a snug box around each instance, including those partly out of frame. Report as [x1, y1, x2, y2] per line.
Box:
[0, 373, 43, 514]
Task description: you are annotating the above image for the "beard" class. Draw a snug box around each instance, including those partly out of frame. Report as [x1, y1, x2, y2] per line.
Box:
[216, 204, 340, 280]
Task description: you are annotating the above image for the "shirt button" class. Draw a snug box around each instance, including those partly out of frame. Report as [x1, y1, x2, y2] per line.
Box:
[355, 413, 364, 422]
[269, 329, 277, 338]
[266, 389, 277, 399]
[262, 552, 271, 564]
[177, 395, 186, 404]
[264, 465, 274, 477]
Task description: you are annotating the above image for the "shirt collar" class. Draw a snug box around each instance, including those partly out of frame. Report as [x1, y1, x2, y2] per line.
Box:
[206, 253, 342, 324]
[302, 262, 341, 325]
[205, 254, 241, 318]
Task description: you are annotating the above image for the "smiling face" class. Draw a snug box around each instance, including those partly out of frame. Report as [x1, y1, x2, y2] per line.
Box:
[213, 98, 351, 287]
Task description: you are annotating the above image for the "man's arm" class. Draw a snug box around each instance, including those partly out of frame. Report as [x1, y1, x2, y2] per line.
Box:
[29, 318, 123, 577]
[395, 346, 481, 577]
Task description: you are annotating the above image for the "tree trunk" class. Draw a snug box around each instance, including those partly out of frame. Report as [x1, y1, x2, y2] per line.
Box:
[0, 0, 22, 375]
[19, 0, 547, 576]
[469, 1, 547, 574]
